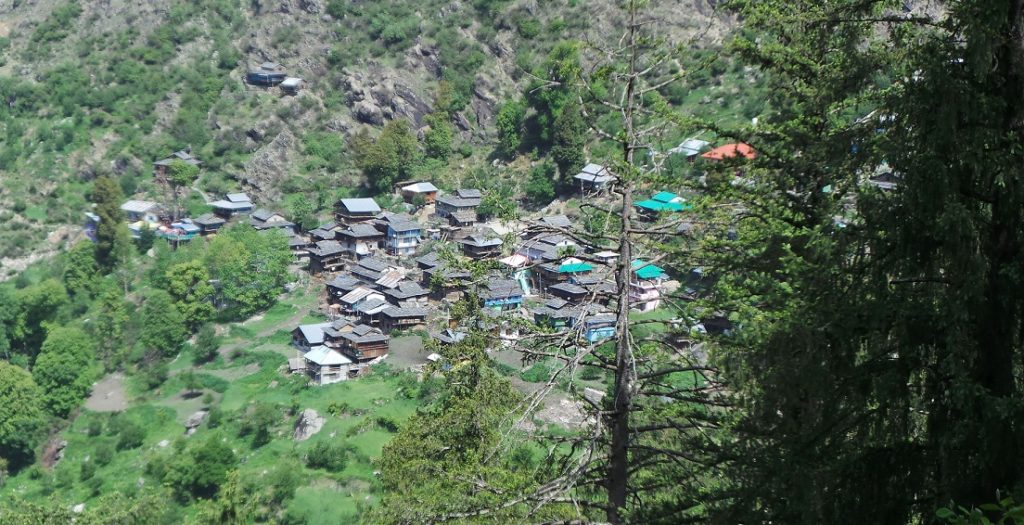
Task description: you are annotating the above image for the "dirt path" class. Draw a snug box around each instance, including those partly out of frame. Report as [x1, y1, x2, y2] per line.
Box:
[84, 373, 129, 412]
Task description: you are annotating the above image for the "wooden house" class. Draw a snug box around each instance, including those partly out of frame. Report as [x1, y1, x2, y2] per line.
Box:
[337, 286, 386, 315]
[459, 233, 503, 259]
[292, 322, 334, 351]
[432, 328, 467, 346]
[380, 307, 429, 333]
[383, 281, 430, 307]
[435, 189, 481, 227]
[355, 298, 392, 326]
[335, 198, 381, 224]
[668, 138, 710, 161]
[326, 274, 362, 304]
[481, 279, 524, 311]
[534, 257, 594, 294]
[250, 209, 296, 232]
[308, 222, 341, 242]
[193, 213, 226, 235]
[153, 149, 201, 178]
[337, 324, 390, 363]
[308, 240, 346, 274]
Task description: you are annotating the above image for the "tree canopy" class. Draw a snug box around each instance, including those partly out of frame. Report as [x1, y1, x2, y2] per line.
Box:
[33, 326, 97, 417]
[0, 361, 44, 469]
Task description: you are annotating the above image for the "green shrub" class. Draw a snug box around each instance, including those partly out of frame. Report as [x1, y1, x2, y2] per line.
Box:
[93, 442, 114, 466]
[305, 440, 350, 472]
[520, 362, 552, 383]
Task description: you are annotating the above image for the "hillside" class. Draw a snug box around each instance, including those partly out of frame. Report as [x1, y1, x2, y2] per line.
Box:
[0, 0, 745, 275]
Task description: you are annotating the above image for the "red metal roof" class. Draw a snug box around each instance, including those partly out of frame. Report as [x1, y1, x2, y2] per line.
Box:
[701, 142, 757, 160]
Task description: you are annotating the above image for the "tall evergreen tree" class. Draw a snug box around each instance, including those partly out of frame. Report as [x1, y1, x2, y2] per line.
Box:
[550, 97, 586, 191]
[92, 176, 130, 271]
[697, 0, 1024, 522]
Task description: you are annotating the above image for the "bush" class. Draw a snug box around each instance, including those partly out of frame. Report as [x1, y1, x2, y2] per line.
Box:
[305, 440, 350, 472]
[79, 460, 96, 481]
[115, 419, 145, 450]
[86, 418, 103, 437]
[93, 442, 114, 466]
[520, 362, 552, 383]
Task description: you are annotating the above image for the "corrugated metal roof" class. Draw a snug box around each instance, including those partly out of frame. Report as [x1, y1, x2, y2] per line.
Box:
[402, 182, 439, 193]
[339, 198, 381, 214]
[120, 200, 160, 213]
[226, 193, 251, 203]
[297, 322, 333, 345]
[304, 346, 352, 366]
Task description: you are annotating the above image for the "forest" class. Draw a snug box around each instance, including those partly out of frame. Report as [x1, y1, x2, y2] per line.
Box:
[0, 0, 1022, 523]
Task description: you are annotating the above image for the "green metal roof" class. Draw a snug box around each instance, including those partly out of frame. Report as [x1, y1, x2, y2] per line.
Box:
[631, 260, 666, 280]
[635, 199, 691, 212]
[651, 191, 680, 203]
[558, 262, 594, 273]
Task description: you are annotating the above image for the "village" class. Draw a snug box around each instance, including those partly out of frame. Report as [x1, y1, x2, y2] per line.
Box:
[84, 135, 769, 388]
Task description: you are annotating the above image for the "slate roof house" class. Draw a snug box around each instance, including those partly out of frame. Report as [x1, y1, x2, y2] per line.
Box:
[153, 149, 201, 177]
[336, 324, 390, 364]
[432, 328, 468, 345]
[249, 209, 295, 232]
[435, 189, 482, 227]
[326, 274, 362, 304]
[535, 257, 595, 294]
[309, 222, 341, 242]
[193, 213, 226, 235]
[211, 193, 254, 218]
[350, 257, 393, 285]
[335, 198, 381, 224]
[459, 232, 504, 259]
[337, 223, 384, 258]
[574, 164, 616, 193]
[481, 279, 525, 311]
[383, 281, 430, 307]
[380, 307, 429, 333]
[308, 240, 346, 274]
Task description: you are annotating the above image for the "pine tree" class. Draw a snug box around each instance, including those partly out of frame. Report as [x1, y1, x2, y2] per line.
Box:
[92, 176, 129, 271]
[550, 97, 586, 190]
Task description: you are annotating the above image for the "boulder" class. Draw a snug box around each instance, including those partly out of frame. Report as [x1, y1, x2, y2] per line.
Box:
[293, 408, 325, 441]
[184, 410, 208, 435]
[354, 100, 384, 125]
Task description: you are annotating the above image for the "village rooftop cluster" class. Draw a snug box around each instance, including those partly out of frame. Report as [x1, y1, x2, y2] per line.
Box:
[84, 134, 848, 386]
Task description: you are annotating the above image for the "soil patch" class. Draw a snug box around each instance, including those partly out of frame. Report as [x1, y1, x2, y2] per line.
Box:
[84, 373, 129, 412]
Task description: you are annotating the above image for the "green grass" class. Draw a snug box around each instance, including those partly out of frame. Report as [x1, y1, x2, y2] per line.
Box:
[23, 206, 47, 222]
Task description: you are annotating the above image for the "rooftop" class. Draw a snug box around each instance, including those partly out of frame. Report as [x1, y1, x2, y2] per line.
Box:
[120, 200, 161, 213]
[701, 143, 757, 160]
[668, 138, 710, 156]
[338, 198, 381, 214]
[381, 306, 429, 318]
[402, 182, 439, 193]
[304, 346, 352, 366]
[631, 259, 667, 280]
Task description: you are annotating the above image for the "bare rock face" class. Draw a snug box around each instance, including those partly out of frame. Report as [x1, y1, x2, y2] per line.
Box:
[293, 408, 325, 441]
[355, 100, 385, 125]
[184, 410, 208, 435]
[242, 128, 297, 199]
[299, 0, 324, 13]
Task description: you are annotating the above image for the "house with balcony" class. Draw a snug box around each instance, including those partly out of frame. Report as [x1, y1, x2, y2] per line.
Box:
[308, 240, 346, 274]
[380, 306, 429, 333]
[459, 232, 503, 259]
[630, 259, 667, 312]
[336, 324, 390, 364]
[481, 279, 524, 311]
[385, 219, 422, 256]
[302, 346, 353, 385]
[383, 281, 430, 307]
[337, 286, 387, 315]
[121, 200, 164, 224]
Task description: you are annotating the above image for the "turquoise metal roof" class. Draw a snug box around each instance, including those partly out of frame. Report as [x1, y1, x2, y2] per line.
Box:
[651, 191, 680, 203]
[631, 260, 666, 280]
